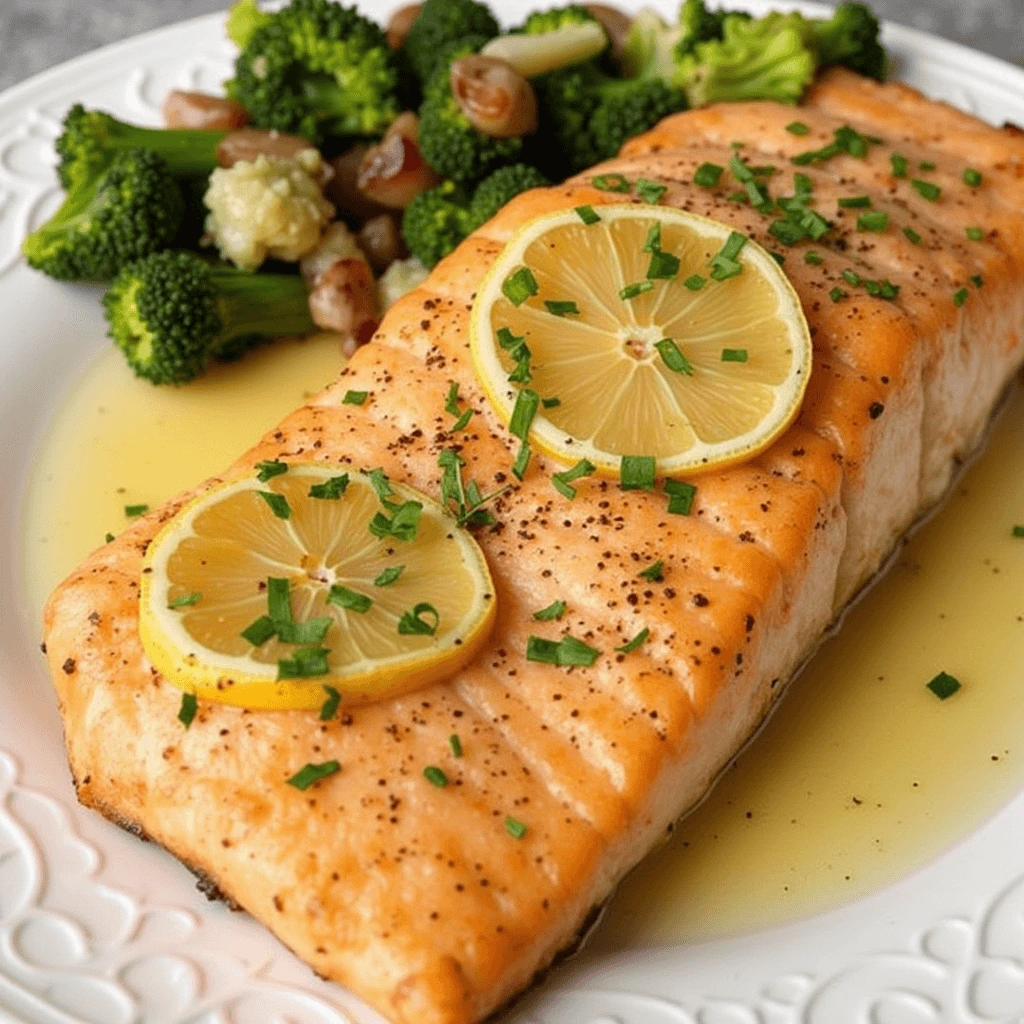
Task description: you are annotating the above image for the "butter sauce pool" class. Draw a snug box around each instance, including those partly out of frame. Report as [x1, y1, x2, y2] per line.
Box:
[22, 343, 1024, 949]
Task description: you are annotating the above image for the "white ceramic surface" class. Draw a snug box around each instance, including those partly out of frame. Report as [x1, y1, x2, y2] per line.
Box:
[3, 4, 1024, 1022]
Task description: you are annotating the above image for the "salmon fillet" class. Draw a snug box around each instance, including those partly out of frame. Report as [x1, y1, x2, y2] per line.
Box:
[43, 70, 1024, 1024]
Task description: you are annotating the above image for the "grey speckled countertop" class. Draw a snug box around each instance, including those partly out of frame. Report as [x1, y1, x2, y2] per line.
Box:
[1, 0, 1021, 92]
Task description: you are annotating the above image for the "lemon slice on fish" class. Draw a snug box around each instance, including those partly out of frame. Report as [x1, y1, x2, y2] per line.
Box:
[140, 465, 496, 710]
[470, 203, 811, 477]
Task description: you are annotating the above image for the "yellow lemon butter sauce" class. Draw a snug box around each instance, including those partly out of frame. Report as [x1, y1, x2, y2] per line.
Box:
[22, 338, 1024, 949]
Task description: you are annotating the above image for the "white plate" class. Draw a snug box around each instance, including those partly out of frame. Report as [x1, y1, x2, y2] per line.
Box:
[3, 4, 1024, 1023]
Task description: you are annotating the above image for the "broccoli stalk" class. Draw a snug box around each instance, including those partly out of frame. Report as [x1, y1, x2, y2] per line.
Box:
[403, 0, 500, 86]
[23, 149, 184, 282]
[104, 250, 315, 385]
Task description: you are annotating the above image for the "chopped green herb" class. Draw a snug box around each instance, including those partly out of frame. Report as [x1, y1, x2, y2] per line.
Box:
[903, 226, 922, 245]
[793, 173, 813, 199]
[277, 647, 331, 680]
[276, 617, 332, 645]
[124, 504, 148, 518]
[509, 388, 540, 441]
[793, 125, 874, 165]
[665, 479, 697, 516]
[368, 500, 423, 541]
[721, 348, 748, 362]
[965, 226, 985, 241]
[374, 565, 404, 587]
[512, 440, 531, 481]
[693, 162, 724, 188]
[444, 381, 461, 416]
[397, 602, 439, 636]
[727, 191, 749, 204]
[639, 560, 664, 582]
[533, 600, 567, 622]
[953, 287, 969, 307]
[178, 692, 197, 729]
[830, 287, 847, 303]
[1012, 525, 1024, 538]
[785, 121, 810, 136]
[241, 615, 277, 646]
[635, 178, 667, 204]
[255, 460, 288, 481]
[367, 467, 397, 507]
[591, 173, 630, 193]
[857, 210, 889, 232]
[526, 634, 600, 667]
[551, 458, 596, 500]
[919, 160, 936, 172]
[502, 266, 538, 306]
[971, 274, 984, 289]
[620, 280, 655, 300]
[770, 252, 786, 266]
[168, 591, 202, 609]
[620, 455, 656, 491]
[683, 274, 706, 291]
[805, 251, 824, 265]
[647, 250, 681, 280]
[963, 168, 983, 188]
[287, 760, 340, 790]
[575, 205, 600, 224]
[342, 390, 368, 406]
[105, 532, 115, 543]
[257, 491, 291, 519]
[655, 338, 694, 375]
[545, 299, 580, 317]
[642, 222, 662, 253]
[838, 196, 872, 208]
[449, 734, 463, 757]
[729, 154, 773, 213]
[423, 766, 448, 788]
[926, 671, 961, 700]
[327, 585, 372, 614]
[615, 627, 649, 654]
[267, 576, 291, 623]
[911, 178, 941, 201]
[505, 816, 528, 839]
[890, 153, 909, 178]
[309, 474, 349, 500]
[498, 325, 532, 384]
[542, 396, 561, 408]
[709, 231, 748, 281]
[319, 685, 341, 720]
[842, 269, 862, 287]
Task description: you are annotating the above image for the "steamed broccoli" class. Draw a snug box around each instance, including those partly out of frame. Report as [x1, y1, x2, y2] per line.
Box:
[534, 62, 686, 176]
[403, 0, 500, 86]
[516, 5, 596, 35]
[226, 0, 269, 49]
[403, 164, 549, 268]
[226, 0, 402, 145]
[810, 2, 886, 80]
[23, 149, 184, 282]
[104, 250, 315, 385]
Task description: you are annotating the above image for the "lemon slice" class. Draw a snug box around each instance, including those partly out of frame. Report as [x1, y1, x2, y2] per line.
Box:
[140, 465, 496, 710]
[470, 204, 811, 477]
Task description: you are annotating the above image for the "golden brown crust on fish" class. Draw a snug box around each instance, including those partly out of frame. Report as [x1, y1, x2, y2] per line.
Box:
[44, 73, 1024, 1023]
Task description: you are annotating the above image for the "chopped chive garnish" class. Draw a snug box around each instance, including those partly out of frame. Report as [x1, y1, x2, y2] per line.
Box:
[793, 124, 873, 165]
[451, 408, 473, 432]
[342, 390, 368, 406]
[890, 153, 909, 178]
[542, 396, 561, 408]
[505, 816, 528, 839]
[327, 584, 372, 614]
[241, 615, 277, 646]
[793, 172, 813, 199]
[319, 685, 341, 720]
[620, 455, 656, 491]
[512, 440, 531, 481]
[1013, 525, 1024, 538]
[805, 251, 824, 265]
[971, 274, 984, 288]
[444, 381, 461, 416]
[449, 734, 463, 757]
[639, 560, 664, 582]
[665, 479, 696, 516]
[368, 500, 423, 541]
[770, 252, 786, 266]
[721, 348, 748, 362]
[635, 178, 667, 204]
[857, 211, 889, 232]
[502, 266, 538, 306]
[287, 760, 340, 790]
[965, 226, 985, 241]
[592, 173, 630, 193]
[367, 467, 397, 506]
[785, 121, 810, 136]
[545, 299, 580, 317]
[842, 269, 862, 287]
[276, 617, 332, 645]
[105, 532, 115, 543]
[309, 474, 349, 499]
[683, 274, 706, 290]
[903, 226, 922, 245]
[268, 578, 293, 621]
[124, 504, 148, 517]
[647, 249, 681, 280]
[257, 491, 291, 519]
[727, 191, 749, 203]
[168, 591, 202, 609]
[178, 692, 197, 729]
[911, 179, 941, 201]
[526, 634, 600, 667]
[509, 388, 540, 441]
[277, 647, 331, 680]
[926, 671, 961, 700]
[919, 160, 936, 171]
[838, 196, 872, 208]
[963, 168, 983, 187]
[575, 205, 600, 224]
[643, 222, 662, 253]
[255, 459, 288, 481]
[551, 458, 596, 500]
[499, 325, 532, 383]
[620, 280, 655, 300]
[397, 602, 439, 636]
[423, 766, 448, 788]
[655, 338, 694, 375]
[693, 162, 724, 187]
[830, 287, 847, 302]
[615, 627, 649, 654]
[953, 287, 969, 307]
[374, 565, 404, 586]
[534, 600, 567, 621]
[709, 231, 748, 281]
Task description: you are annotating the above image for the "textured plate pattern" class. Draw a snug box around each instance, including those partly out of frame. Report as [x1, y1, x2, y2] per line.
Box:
[3, 3, 1024, 1023]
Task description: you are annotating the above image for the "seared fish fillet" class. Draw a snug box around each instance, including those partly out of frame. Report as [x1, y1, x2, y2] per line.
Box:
[44, 70, 1024, 1024]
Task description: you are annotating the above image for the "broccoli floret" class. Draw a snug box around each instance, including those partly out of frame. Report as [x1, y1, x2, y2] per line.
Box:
[677, 0, 735, 56]
[403, 0, 500, 86]
[56, 105, 224, 190]
[104, 250, 315, 385]
[469, 163, 549, 224]
[811, 2, 886, 80]
[226, 0, 269, 49]
[226, 0, 402, 145]
[516, 6, 595, 35]
[23, 149, 184, 282]
[535, 62, 686, 176]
